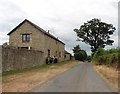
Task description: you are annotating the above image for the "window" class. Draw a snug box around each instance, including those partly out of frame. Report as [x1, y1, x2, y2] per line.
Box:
[59, 52, 61, 57]
[21, 47, 28, 50]
[22, 34, 30, 42]
[64, 55, 66, 58]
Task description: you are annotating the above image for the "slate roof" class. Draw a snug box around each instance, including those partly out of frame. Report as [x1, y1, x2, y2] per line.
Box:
[7, 19, 65, 45]
[65, 50, 71, 54]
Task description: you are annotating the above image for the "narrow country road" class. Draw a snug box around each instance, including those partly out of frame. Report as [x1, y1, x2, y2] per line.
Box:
[30, 62, 115, 92]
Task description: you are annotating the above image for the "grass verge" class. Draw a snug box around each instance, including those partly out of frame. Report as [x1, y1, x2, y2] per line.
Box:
[3, 60, 72, 77]
[2, 60, 81, 92]
[93, 63, 118, 92]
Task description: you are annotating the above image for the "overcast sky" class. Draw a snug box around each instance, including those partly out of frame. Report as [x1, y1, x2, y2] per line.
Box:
[0, 0, 119, 55]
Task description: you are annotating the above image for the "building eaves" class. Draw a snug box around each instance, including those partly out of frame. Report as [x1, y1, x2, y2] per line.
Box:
[7, 19, 65, 45]
[65, 50, 71, 54]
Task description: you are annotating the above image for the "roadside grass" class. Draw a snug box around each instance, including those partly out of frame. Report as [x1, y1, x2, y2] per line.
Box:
[93, 63, 118, 92]
[2, 60, 72, 77]
[2, 60, 81, 92]
[2, 64, 50, 77]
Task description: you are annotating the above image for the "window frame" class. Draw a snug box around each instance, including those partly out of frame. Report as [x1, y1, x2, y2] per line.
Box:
[59, 52, 61, 57]
[22, 34, 30, 42]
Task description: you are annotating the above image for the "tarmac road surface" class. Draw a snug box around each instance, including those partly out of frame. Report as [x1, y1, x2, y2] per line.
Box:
[30, 62, 115, 92]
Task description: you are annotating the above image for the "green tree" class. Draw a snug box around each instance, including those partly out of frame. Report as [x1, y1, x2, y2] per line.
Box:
[74, 53, 81, 61]
[74, 18, 116, 53]
[80, 50, 87, 61]
[72, 45, 81, 53]
[73, 45, 87, 61]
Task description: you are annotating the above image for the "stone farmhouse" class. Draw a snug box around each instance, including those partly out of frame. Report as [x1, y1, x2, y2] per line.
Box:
[7, 19, 70, 62]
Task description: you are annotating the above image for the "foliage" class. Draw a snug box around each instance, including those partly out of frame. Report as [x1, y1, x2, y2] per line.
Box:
[86, 56, 92, 62]
[72, 45, 81, 53]
[74, 53, 81, 61]
[74, 18, 116, 53]
[81, 50, 87, 60]
[73, 45, 87, 61]
[93, 48, 119, 67]
[96, 53, 118, 65]
[108, 48, 119, 54]
[74, 51, 87, 61]
[93, 48, 107, 59]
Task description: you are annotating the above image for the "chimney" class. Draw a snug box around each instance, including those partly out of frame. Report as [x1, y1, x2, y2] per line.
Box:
[48, 30, 49, 33]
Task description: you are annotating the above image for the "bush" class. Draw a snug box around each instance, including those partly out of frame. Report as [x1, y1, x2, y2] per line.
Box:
[74, 50, 87, 61]
[80, 50, 87, 60]
[93, 48, 119, 67]
[93, 48, 106, 59]
[94, 53, 118, 66]
[108, 48, 119, 54]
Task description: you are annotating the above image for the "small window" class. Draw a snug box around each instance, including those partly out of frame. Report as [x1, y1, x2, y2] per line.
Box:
[22, 34, 30, 42]
[59, 52, 61, 57]
[21, 47, 28, 50]
[64, 55, 66, 58]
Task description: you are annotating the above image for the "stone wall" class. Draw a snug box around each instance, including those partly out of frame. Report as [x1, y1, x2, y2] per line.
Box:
[2, 46, 44, 72]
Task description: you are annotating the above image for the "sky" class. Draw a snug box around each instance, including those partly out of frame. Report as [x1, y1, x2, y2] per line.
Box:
[0, 0, 119, 55]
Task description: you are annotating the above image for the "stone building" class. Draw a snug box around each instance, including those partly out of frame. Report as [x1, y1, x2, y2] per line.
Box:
[7, 19, 65, 62]
[64, 50, 71, 61]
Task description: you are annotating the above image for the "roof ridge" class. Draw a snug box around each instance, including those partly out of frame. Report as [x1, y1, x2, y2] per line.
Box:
[25, 19, 64, 44]
[7, 19, 65, 45]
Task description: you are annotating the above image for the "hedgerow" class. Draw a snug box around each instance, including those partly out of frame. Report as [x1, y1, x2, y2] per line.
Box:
[93, 48, 119, 67]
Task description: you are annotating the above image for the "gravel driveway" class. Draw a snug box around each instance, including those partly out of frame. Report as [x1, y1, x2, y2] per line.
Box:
[30, 62, 116, 92]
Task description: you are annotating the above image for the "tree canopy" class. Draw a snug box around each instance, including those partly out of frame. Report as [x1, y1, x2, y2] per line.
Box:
[74, 18, 116, 53]
[72, 45, 81, 53]
[72, 45, 87, 61]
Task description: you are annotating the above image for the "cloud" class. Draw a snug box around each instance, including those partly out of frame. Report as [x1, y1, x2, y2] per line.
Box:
[0, 32, 9, 44]
[0, 0, 118, 55]
[0, 0, 27, 44]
